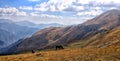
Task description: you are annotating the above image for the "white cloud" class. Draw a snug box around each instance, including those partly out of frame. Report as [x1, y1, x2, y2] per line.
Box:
[34, 2, 49, 11]
[94, 7, 101, 10]
[16, 11, 27, 16]
[49, 5, 56, 11]
[77, 10, 103, 16]
[33, 0, 90, 12]
[77, 0, 93, 4]
[76, 0, 120, 5]
[95, 0, 120, 4]
[63, 5, 85, 12]
[40, 14, 63, 19]
[34, 0, 120, 12]
[19, 6, 33, 10]
[0, 7, 27, 16]
[30, 12, 62, 19]
[28, 0, 40, 2]
[34, 0, 76, 12]
[30, 12, 40, 16]
[110, 7, 118, 10]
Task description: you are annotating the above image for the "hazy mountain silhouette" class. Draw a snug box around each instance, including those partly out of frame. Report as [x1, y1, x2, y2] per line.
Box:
[15, 21, 36, 27]
[0, 40, 4, 46]
[0, 19, 63, 53]
[16, 21, 63, 29]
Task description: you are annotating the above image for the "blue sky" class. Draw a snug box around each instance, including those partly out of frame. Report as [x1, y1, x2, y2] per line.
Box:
[0, 0, 120, 25]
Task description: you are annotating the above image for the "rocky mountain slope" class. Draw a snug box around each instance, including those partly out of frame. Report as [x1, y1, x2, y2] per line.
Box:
[70, 26, 120, 48]
[14, 9, 120, 53]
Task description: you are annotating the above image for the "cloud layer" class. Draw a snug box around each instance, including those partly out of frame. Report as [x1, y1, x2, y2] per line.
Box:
[28, 0, 40, 2]
[0, 7, 27, 16]
[0, 0, 120, 25]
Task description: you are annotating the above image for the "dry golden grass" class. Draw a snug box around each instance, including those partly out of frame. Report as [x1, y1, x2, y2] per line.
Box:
[70, 26, 120, 48]
[0, 46, 120, 61]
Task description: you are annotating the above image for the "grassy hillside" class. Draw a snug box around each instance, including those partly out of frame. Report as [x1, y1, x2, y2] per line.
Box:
[0, 46, 120, 61]
[70, 26, 120, 48]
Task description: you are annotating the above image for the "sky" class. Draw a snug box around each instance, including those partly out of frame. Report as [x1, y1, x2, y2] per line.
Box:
[0, 0, 120, 25]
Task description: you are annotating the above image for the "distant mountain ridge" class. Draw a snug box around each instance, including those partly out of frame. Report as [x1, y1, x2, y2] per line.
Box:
[15, 21, 36, 27]
[15, 21, 63, 29]
[0, 19, 38, 48]
[0, 19, 63, 50]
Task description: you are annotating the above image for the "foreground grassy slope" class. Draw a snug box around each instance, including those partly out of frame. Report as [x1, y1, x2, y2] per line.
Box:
[0, 46, 120, 61]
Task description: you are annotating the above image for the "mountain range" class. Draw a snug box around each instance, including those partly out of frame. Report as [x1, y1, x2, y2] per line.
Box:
[15, 21, 63, 29]
[1, 9, 120, 54]
[0, 19, 36, 48]
[0, 19, 63, 50]
[14, 9, 120, 53]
